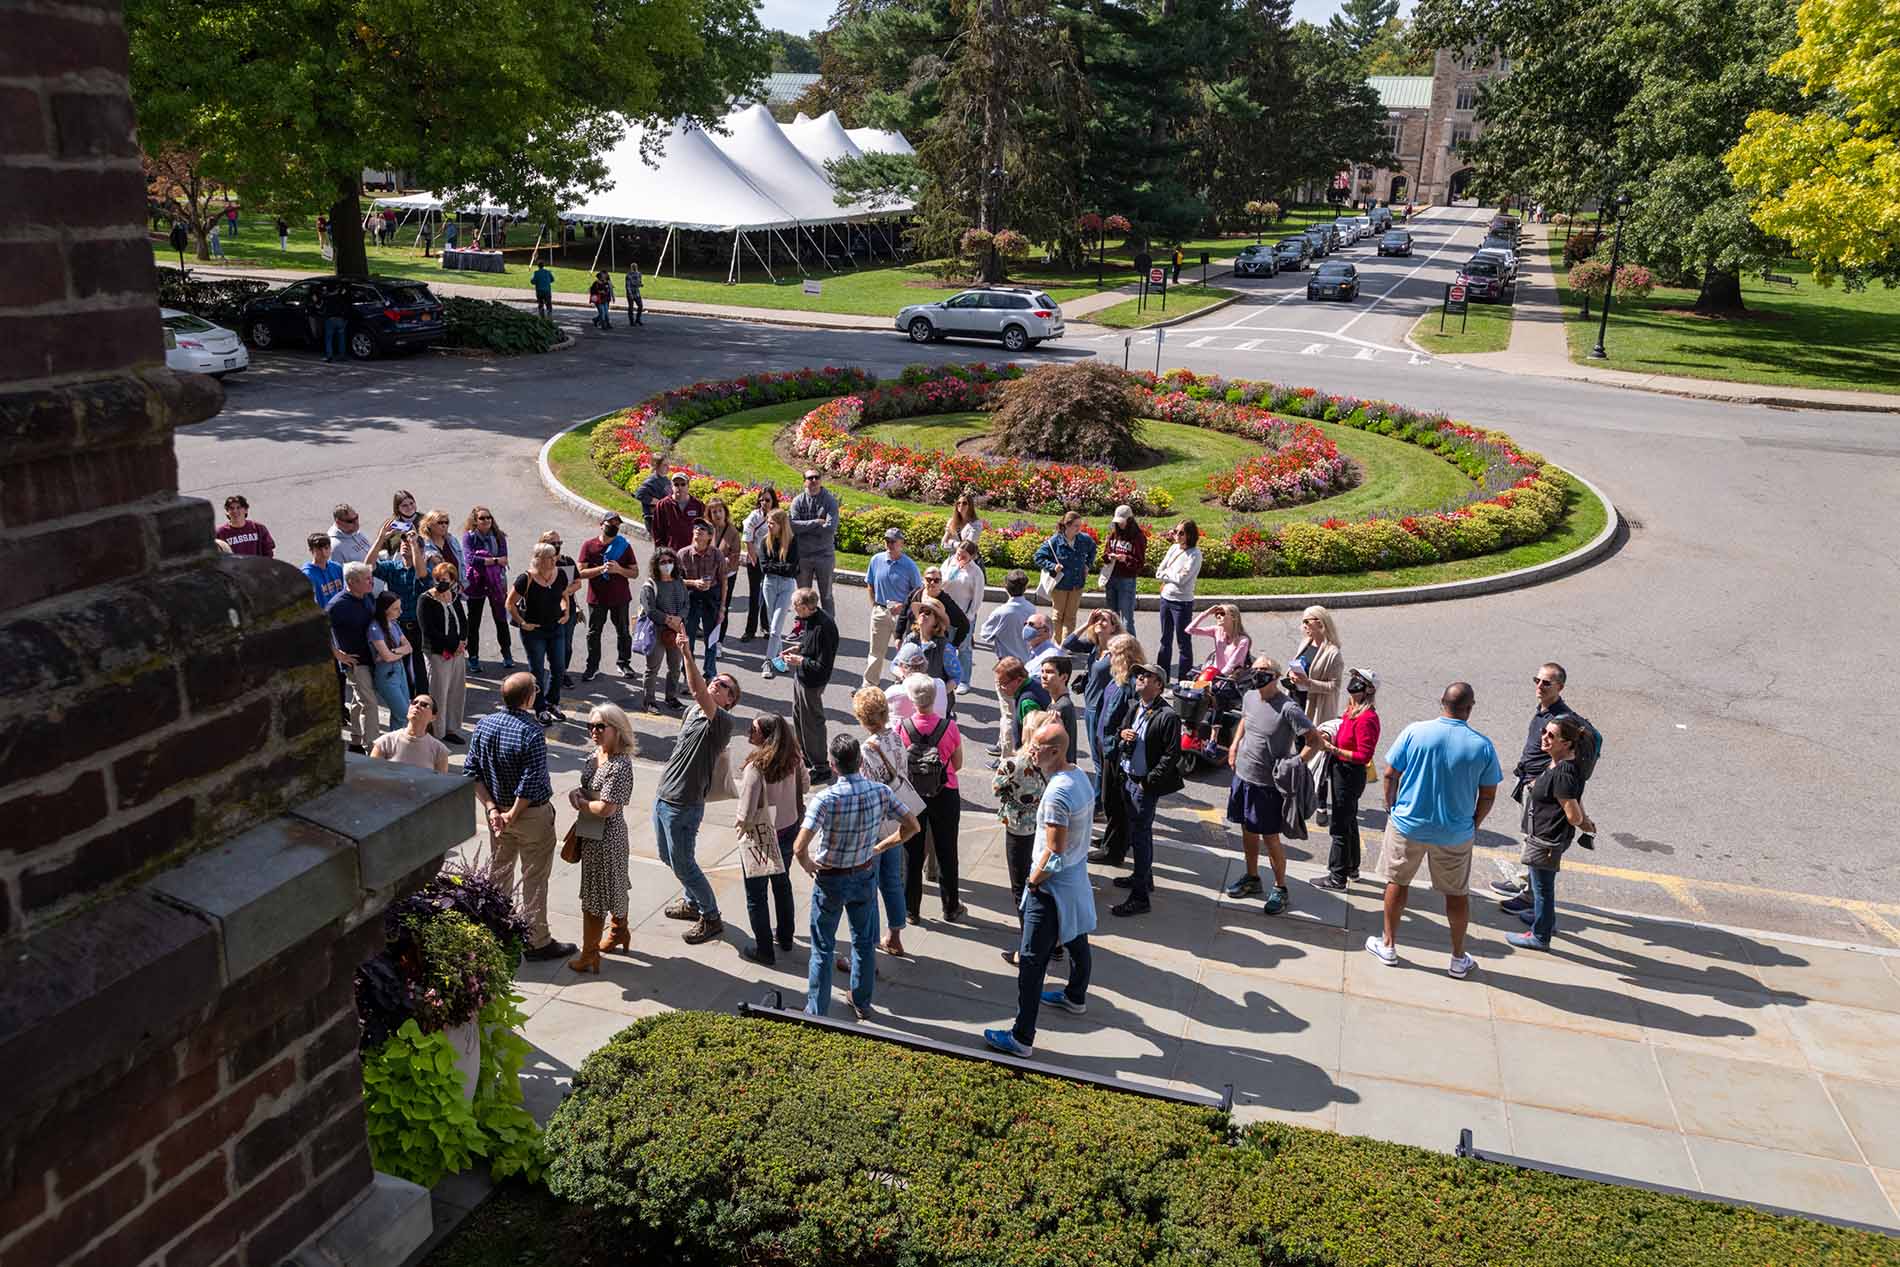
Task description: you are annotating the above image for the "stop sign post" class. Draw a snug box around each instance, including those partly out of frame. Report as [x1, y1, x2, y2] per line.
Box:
[1442, 281, 1469, 332]
[1149, 266, 1167, 311]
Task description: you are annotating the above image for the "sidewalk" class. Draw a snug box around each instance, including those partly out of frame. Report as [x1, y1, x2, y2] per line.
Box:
[1444, 234, 1900, 413]
[442, 747, 1900, 1236]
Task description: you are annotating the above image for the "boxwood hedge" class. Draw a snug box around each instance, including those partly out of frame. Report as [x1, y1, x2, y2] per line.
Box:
[542, 1013, 1894, 1267]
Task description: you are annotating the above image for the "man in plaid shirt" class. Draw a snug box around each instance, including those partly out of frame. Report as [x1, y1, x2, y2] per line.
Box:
[795, 734, 919, 1020]
[464, 672, 574, 960]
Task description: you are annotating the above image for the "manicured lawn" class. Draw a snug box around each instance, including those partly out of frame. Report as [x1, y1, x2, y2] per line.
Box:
[1541, 236, 1900, 392]
[1409, 291, 1515, 354]
[546, 396, 1606, 595]
[1090, 284, 1238, 329]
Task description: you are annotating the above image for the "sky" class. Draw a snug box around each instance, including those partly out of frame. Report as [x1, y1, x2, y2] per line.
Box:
[755, 0, 1410, 41]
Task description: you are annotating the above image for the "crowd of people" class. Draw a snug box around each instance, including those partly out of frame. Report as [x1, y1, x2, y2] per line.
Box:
[213, 474, 1601, 1040]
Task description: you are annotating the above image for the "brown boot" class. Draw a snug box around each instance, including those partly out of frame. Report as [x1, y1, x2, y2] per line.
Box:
[568, 913, 603, 973]
[599, 915, 630, 953]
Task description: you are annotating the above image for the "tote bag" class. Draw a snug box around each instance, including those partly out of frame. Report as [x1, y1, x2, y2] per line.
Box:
[1036, 568, 1059, 601]
[630, 613, 656, 657]
[735, 773, 785, 879]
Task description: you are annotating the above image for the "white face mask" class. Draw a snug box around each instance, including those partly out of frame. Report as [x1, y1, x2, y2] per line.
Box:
[659, 563, 675, 577]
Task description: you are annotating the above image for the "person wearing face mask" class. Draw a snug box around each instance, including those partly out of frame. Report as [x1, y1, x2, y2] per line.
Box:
[640, 547, 689, 712]
[1314, 670, 1381, 891]
[418, 561, 469, 743]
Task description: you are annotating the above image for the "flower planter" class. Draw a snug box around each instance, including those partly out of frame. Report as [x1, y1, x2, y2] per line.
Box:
[444, 1019, 482, 1104]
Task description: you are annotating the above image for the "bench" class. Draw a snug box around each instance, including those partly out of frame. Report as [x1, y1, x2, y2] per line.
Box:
[1763, 272, 1798, 288]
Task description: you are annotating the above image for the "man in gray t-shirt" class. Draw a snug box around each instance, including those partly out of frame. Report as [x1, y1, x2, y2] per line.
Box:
[652, 623, 742, 945]
[789, 470, 840, 616]
[1226, 655, 1321, 912]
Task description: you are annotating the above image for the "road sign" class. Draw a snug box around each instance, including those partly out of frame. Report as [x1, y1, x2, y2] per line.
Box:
[1441, 281, 1469, 333]
[802, 279, 823, 296]
[1149, 267, 1164, 286]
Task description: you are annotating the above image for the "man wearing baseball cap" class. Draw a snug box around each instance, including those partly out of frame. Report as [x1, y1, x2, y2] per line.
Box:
[1107, 661, 1183, 917]
[862, 526, 923, 688]
[577, 512, 639, 681]
[653, 473, 705, 552]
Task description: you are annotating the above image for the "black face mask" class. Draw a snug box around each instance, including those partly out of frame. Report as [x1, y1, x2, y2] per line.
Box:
[433, 580, 451, 593]
[602, 524, 619, 538]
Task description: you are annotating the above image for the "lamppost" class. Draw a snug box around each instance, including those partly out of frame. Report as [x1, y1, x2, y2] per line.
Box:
[986, 164, 1004, 282]
[1589, 192, 1633, 360]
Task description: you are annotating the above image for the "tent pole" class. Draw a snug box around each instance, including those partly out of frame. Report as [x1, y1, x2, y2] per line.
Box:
[588, 224, 608, 276]
[729, 230, 739, 285]
[653, 225, 672, 273]
[742, 230, 775, 283]
[798, 223, 834, 273]
[610, 226, 615, 274]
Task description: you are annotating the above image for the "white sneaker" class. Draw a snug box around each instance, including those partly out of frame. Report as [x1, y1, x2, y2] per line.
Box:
[1448, 953, 1476, 979]
[1363, 935, 1398, 966]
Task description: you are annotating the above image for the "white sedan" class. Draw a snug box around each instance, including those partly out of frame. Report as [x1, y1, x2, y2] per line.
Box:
[162, 308, 249, 377]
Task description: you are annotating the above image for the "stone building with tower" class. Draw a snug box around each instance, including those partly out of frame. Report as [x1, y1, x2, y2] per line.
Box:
[1349, 49, 1509, 208]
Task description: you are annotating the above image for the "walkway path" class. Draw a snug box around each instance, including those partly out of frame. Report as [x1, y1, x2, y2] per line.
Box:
[1443, 233, 1900, 412]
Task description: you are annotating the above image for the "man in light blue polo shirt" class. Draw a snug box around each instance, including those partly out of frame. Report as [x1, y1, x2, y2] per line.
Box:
[862, 527, 923, 687]
[1367, 681, 1500, 978]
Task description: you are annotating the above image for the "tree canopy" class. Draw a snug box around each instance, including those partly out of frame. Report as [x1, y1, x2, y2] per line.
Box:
[128, 0, 771, 276]
[1329, 0, 1402, 55]
[1725, 0, 1900, 288]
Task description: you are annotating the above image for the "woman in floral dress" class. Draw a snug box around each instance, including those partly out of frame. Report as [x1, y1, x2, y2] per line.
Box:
[565, 703, 635, 973]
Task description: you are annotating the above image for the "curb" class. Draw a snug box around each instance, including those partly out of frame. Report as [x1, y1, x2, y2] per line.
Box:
[541, 423, 1622, 611]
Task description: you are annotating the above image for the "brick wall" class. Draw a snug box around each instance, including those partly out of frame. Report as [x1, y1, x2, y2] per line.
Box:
[0, 0, 384, 1263]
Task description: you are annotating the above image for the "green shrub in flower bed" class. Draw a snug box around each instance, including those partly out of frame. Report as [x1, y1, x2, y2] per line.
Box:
[529, 1012, 1892, 1267]
[439, 297, 561, 354]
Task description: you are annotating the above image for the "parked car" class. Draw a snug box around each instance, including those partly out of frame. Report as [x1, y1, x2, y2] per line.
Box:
[1273, 237, 1311, 270]
[161, 308, 249, 377]
[1488, 215, 1521, 240]
[1472, 246, 1518, 283]
[1479, 235, 1520, 275]
[241, 276, 447, 360]
[896, 285, 1064, 352]
[1368, 206, 1394, 232]
[1302, 226, 1332, 258]
[1306, 261, 1359, 301]
[1455, 257, 1508, 301]
[1376, 229, 1413, 257]
[1233, 244, 1281, 277]
[1342, 216, 1372, 243]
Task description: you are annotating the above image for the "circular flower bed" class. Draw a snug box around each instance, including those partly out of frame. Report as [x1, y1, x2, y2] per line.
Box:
[583, 364, 1577, 580]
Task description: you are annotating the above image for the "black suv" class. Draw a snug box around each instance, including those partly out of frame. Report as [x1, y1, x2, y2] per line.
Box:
[241, 276, 447, 359]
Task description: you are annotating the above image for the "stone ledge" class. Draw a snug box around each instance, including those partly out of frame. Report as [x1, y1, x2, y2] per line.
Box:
[290, 1170, 432, 1267]
[290, 754, 475, 896]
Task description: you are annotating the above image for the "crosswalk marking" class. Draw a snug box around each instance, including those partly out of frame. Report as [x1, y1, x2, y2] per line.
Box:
[1354, 347, 1376, 360]
[1300, 343, 1327, 356]
[1187, 336, 1216, 348]
[1236, 339, 1262, 351]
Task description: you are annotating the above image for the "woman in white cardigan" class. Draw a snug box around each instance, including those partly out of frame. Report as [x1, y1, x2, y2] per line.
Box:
[1154, 520, 1203, 681]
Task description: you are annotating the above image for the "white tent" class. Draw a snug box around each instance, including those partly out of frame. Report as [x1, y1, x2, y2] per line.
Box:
[562, 116, 799, 231]
[707, 103, 855, 224]
[846, 126, 916, 156]
[370, 190, 514, 216]
[783, 110, 866, 171]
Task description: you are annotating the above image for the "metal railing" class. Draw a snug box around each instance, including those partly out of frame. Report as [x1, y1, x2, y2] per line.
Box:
[736, 990, 1234, 1112]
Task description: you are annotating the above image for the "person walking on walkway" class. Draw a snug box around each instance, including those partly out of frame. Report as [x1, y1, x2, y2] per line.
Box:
[979, 570, 1035, 727]
[588, 272, 613, 329]
[1507, 715, 1595, 951]
[1033, 512, 1097, 643]
[940, 538, 985, 688]
[639, 546, 688, 712]
[790, 469, 840, 617]
[1224, 656, 1321, 915]
[1088, 634, 1146, 867]
[992, 656, 1050, 761]
[1062, 609, 1123, 786]
[794, 735, 918, 1020]
[461, 506, 514, 675]
[1109, 662, 1183, 917]
[652, 473, 705, 552]
[1314, 668, 1381, 890]
[564, 703, 634, 973]
[418, 561, 468, 743]
[1286, 605, 1343, 725]
[782, 586, 837, 785]
[327, 562, 382, 752]
[984, 717, 1096, 1058]
[994, 708, 1053, 965]
[651, 638, 741, 945]
[578, 513, 637, 682]
[736, 715, 809, 968]
[531, 261, 556, 319]
[1155, 521, 1202, 681]
[1366, 682, 1502, 978]
[705, 498, 743, 640]
[624, 262, 644, 326]
[1101, 506, 1146, 632]
[852, 686, 916, 957]
[466, 673, 575, 962]
[862, 528, 923, 687]
[897, 673, 966, 923]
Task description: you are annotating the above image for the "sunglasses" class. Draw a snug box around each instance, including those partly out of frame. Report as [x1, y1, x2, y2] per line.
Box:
[1534, 677, 1560, 688]
[587, 721, 609, 732]
[476, 514, 492, 521]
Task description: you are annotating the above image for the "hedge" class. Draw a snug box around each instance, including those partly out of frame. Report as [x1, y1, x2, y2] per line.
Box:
[439, 297, 560, 355]
[541, 1013, 1894, 1267]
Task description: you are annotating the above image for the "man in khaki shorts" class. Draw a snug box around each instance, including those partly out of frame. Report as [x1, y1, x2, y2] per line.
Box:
[1366, 682, 1501, 978]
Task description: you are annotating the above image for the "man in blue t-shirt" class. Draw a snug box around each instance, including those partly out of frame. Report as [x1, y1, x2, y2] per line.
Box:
[861, 528, 923, 688]
[1366, 682, 1501, 978]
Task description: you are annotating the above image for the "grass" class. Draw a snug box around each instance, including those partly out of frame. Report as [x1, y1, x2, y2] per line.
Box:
[1090, 284, 1238, 328]
[1408, 289, 1515, 354]
[1541, 234, 1900, 392]
[548, 397, 1607, 595]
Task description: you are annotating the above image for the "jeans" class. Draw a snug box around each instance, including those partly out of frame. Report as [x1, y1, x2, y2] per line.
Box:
[593, 300, 611, 328]
[876, 843, 907, 935]
[806, 865, 878, 1016]
[399, 618, 429, 699]
[1014, 888, 1091, 1046]
[1527, 865, 1558, 943]
[1105, 576, 1137, 631]
[1125, 780, 1159, 898]
[1157, 599, 1194, 680]
[1324, 761, 1368, 883]
[956, 633, 974, 687]
[686, 589, 721, 678]
[1096, 761, 1128, 862]
[520, 628, 563, 712]
[742, 563, 766, 637]
[797, 556, 836, 617]
[903, 786, 961, 918]
[652, 798, 717, 919]
[535, 290, 553, 319]
[761, 573, 794, 658]
[744, 824, 798, 958]
[627, 293, 643, 324]
[586, 600, 631, 672]
[370, 658, 411, 729]
[1083, 703, 1101, 793]
[1004, 831, 1034, 922]
[323, 316, 348, 361]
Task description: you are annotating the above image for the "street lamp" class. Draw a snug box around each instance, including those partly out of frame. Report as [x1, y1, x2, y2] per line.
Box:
[1589, 192, 1633, 360]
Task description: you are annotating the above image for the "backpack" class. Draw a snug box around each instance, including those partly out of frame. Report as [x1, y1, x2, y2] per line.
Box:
[902, 716, 947, 799]
[1572, 715, 1603, 784]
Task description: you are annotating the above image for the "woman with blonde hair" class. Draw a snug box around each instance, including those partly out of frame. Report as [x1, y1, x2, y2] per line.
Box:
[460, 505, 512, 674]
[1185, 602, 1252, 680]
[941, 492, 987, 552]
[852, 685, 913, 956]
[1090, 634, 1148, 868]
[736, 714, 810, 967]
[704, 497, 744, 638]
[565, 703, 635, 973]
[1287, 605, 1342, 724]
[757, 506, 799, 677]
[994, 708, 1056, 964]
[506, 541, 570, 724]
[417, 509, 463, 591]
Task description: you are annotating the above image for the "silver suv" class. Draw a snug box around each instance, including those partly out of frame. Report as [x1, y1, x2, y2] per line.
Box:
[897, 286, 1065, 352]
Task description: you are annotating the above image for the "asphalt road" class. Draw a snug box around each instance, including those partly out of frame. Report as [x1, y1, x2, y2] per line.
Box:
[174, 295, 1900, 945]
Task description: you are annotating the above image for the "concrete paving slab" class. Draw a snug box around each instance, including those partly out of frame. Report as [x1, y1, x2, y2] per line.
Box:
[1343, 937, 1493, 1019]
[1493, 1020, 1675, 1128]
[1334, 1074, 1510, 1157]
[1505, 1105, 1700, 1191]
[1202, 917, 1349, 993]
[1876, 1169, 1900, 1223]
[1628, 980, 1807, 1067]
[1656, 1049, 1863, 1163]
[1747, 941, 1900, 1014]
[1340, 994, 1502, 1098]
[1781, 999, 1900, 1082]
[1560, 912, 1772, 995]
[1825, 1078, 1900, 1171]
[1482, 953, 1647, 1041]
[1686, 1136, 1899, 1229]
[518, 997, 643, 1120]
[1188, 971, 1344, 1072]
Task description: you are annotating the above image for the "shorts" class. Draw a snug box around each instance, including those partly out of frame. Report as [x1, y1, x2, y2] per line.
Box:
[1225, 777, 1283, 837]
[1375, 824, 1472, 896]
